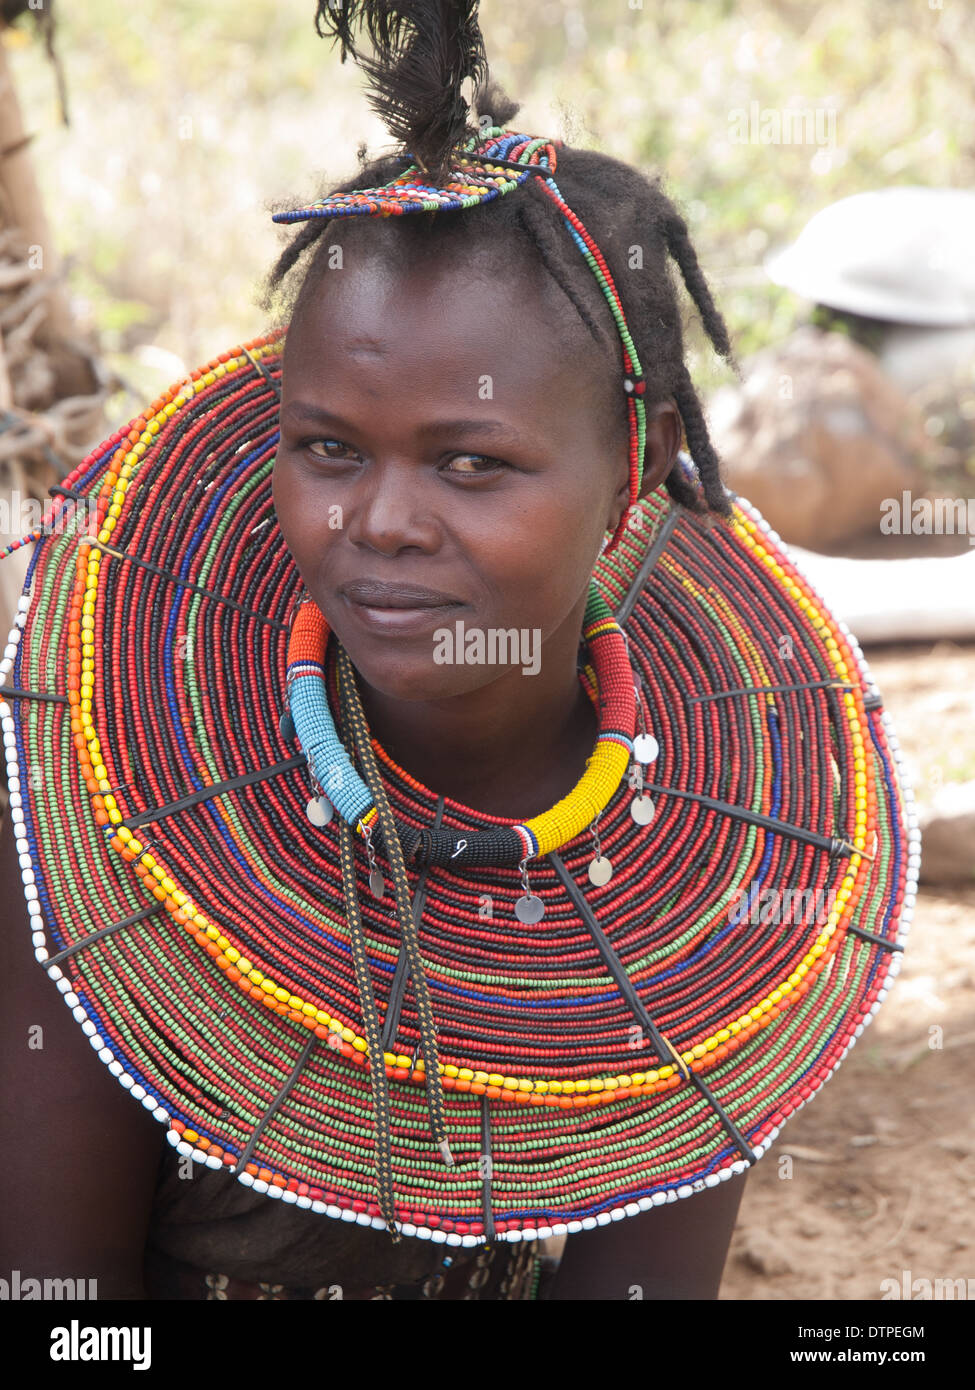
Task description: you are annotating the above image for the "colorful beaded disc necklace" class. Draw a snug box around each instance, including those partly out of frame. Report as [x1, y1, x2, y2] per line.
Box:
[0, 328, 918, 1245]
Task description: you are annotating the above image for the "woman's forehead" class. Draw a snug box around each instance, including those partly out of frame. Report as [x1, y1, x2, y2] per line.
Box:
[281, 243, 615, 412]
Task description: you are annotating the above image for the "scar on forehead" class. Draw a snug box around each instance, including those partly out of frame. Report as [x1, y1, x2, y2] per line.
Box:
[346, 338, 391, 358]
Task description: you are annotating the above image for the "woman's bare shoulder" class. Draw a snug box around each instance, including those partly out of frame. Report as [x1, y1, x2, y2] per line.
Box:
[0, 809, 165, 1298]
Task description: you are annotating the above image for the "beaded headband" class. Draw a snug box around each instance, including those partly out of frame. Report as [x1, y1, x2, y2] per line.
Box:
[0, 331, 919, 1245]
[272, 126, 649, 555]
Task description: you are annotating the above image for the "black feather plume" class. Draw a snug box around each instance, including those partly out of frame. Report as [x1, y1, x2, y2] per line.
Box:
[313, 1, 490, 184]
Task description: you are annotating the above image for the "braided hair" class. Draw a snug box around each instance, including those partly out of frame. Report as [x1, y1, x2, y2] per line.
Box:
[259, 3, 736, 522]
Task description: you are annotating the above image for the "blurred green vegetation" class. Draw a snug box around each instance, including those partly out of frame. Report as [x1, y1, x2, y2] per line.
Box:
[7, 0, 971, 427]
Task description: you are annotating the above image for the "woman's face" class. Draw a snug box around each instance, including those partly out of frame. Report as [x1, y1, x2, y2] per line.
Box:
[273, 244, 639, 702]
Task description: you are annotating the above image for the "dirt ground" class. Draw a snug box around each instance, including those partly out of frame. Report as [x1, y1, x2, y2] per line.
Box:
[720, 638, 975, 1301]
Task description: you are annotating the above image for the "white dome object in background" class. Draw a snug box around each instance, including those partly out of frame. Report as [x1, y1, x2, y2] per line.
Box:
[764, 188, 975, 328]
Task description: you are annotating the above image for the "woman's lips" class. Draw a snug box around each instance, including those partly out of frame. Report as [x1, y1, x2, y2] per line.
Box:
[341, 592, 464, 634]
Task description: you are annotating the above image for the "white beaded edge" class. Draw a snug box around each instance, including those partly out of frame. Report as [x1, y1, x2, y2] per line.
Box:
[0, 492, 920, 1245]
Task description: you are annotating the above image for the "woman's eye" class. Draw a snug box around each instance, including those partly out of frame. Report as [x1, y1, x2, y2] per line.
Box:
[306, 439, 357, 460]
[299, 443, 505, 473]
[444, 454, 505, 475]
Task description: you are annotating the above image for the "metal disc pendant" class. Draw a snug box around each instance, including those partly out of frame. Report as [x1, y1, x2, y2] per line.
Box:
[279, 709, 296, 744]
[515, 894, 545, 924]
[634, 733, 659, 764]
[369, 867, 386, 899]
[588, 855, 613, 886]
[306, 794, 334, 827]
[630, 794, 656, 825]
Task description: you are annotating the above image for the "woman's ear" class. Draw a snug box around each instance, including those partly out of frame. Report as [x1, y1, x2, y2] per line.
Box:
[608, 399, 682, 531]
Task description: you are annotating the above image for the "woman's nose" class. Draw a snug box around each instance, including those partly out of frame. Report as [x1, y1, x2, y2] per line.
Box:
[344, 459, 439, 555]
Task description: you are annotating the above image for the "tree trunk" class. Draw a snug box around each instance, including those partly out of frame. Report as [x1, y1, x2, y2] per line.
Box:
[0, 36, 97, 398]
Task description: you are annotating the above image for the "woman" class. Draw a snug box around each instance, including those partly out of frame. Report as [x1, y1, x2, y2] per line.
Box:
[0, 1, 915, 1300]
